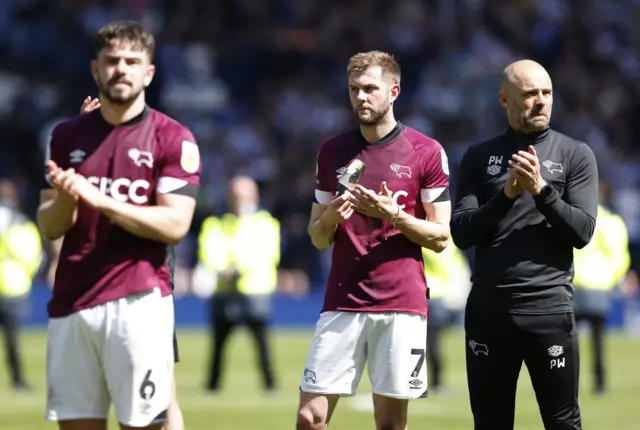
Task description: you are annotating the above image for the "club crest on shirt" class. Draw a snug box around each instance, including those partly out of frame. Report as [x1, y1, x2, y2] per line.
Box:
[390, 163, 412, 178]
[128, 148, 154, 168]
[542, 160, 563, 174]
[180, 140, 200, 173]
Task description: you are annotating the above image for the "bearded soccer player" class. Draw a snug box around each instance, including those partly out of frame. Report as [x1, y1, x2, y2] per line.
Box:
[295, 51, 451, 430]
[37, 22, 201, 430]
[78, 97, 185, 430]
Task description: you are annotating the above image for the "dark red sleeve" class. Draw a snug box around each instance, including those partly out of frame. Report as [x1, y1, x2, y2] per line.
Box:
[419, 140, 450, 203]
[43, 124, 70, 188]
[314, 144, 334, 205]
[156, 123, 202, 198]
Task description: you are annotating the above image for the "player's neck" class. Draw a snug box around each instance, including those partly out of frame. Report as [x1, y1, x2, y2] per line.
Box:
[360, 117, 398, 145]
[99, 95, 147, 126]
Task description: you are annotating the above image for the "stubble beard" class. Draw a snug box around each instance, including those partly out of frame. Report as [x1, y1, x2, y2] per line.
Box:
[356, 102, 391, 126]
[97, 76, 142, 106]
[513, 107, 550, 133]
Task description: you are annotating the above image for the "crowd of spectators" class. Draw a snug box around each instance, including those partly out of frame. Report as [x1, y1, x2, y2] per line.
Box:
[1, 0, 639, 292]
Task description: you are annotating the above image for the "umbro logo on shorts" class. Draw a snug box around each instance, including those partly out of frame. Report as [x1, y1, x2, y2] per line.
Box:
[409, 379, 423, 388]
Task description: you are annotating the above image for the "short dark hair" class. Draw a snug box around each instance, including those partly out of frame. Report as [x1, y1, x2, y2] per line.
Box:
[93, 21, 155, 60]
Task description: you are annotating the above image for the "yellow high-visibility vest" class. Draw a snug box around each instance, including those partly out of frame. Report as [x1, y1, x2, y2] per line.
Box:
[422, 244, 469, 299]
[0, 214, 42, 297]
[198, 210, 280, 295]
[573, 205, 630, 291]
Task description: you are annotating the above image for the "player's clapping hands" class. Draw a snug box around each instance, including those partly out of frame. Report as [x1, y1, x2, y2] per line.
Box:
[349, 182, 398, 221]
[504, 168, 524, 199]
[508, 145, 547, 196]
[323, 193, 355, 225]
[48, 160, 106, 210]
[47, 161, 79, 201]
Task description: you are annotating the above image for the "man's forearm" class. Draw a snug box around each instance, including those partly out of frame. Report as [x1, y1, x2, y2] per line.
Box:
[394, 210, 449, 253]
[450, 189, 516, 249]
[98, 198, 190, 245]
[308, 216, 338, 250]
[534, 186, 596, 249]
[37, 198, 77, 241]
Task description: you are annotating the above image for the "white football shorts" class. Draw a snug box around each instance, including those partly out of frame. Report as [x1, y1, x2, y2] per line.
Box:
[45, 288, 174, 427]
[300, 311, 428, 399]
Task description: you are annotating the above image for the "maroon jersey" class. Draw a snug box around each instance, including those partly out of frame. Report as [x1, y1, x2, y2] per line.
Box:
[314, 123, 450, 316]
[44, 107, 201, 318]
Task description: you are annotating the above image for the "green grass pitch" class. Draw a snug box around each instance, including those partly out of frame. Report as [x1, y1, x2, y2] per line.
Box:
[1, 329, 639, 429]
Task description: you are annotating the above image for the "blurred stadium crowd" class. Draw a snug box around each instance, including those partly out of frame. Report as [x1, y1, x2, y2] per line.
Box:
[0, 0, 640, 294]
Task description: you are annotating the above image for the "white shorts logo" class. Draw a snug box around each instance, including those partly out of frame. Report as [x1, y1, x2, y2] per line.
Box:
[303, 368, 316, 384]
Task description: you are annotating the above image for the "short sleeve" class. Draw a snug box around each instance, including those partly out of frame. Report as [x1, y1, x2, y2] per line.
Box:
[419, 143, 450, 203]
[314, 146, 333, 205]
[156, 125, 202, 198]
[43, 124, 69, 189]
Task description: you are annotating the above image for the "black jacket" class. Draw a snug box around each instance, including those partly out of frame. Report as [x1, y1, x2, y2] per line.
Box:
[450, 127, 598, 314]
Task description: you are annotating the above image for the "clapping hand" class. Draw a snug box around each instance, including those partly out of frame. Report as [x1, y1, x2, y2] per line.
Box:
[322, 193, 354, 225]
[508, 145, 547, 196]
[47, 160, 106, 210]
[348, 182, 398, 221]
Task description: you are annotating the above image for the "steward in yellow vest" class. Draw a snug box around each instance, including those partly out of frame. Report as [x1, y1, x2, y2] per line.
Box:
[422, 244, 470, 392]
[573, 204, 629, 297]
[0, 181, 42, 391]
[198, 176, 280, 392]
[572, 197, 630, 395]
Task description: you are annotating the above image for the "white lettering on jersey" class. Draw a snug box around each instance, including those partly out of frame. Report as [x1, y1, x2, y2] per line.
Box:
[488, 155, 503, 165]
[392, 189, 408, 210]
[487, 155, 503, 176]
[88, 176, 150, 204]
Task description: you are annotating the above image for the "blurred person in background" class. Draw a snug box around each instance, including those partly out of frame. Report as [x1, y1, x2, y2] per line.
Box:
[572, 179, 631, 395]
[422, 243, 470, 395]
[0, 179, 42, 392]
[199, 175, 280, 393]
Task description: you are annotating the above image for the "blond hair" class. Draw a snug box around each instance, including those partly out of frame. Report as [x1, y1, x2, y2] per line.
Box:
[347, 51, 401, 84]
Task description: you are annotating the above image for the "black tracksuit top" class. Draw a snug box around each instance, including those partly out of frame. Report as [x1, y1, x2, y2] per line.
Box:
[451, 127, 598, 314]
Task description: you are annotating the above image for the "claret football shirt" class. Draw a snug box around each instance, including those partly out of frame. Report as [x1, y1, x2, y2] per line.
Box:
[44, 107, 201, 318]
[314, 123, 450, 317]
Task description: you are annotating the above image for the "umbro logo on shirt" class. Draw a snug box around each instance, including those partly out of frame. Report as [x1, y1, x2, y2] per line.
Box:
[69, 149, 86, 163]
